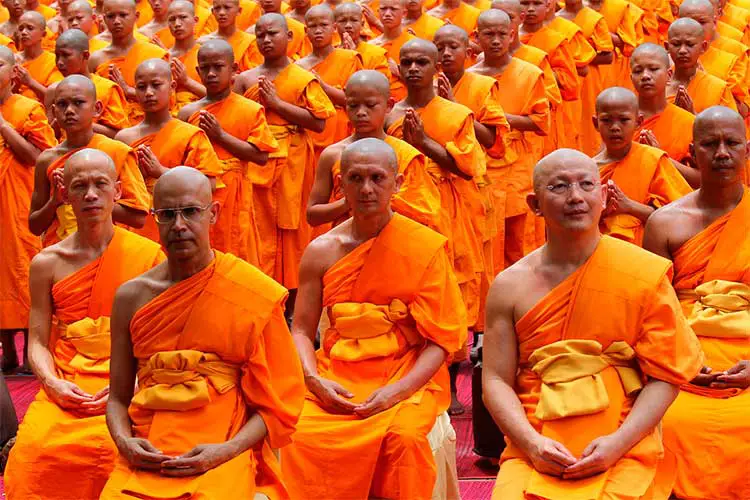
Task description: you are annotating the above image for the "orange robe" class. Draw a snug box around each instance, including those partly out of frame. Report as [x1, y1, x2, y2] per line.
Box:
[375, 30, 415, 102]
[631, 0, 671, 44]
[223, 29, 263, 72]
[598, 142, 691, 246]
[195, 4, 218, 37]
[700, 44, 749, 112]
[492, 236, 703, 500]
[99, 251, 306, 500]
[91, 73, 131, 131]
[0, 95, 54, 331]
[667, 68, 738, 114]
[717, 20, 743, 43]
[237, 0, 262, 31]
[353, 40, 392, 82]
[17, 50, 62, 103]
[5, 227, 164, 500]
[281, 214, 467, 500]
[43, 134, 150, 247]
[430, 2, 480, 33]
[135, 0, 154, 27]
[282, 15, 312, 59]
[244, 63, 335, 288]
[720, 3, 750, 44]
[634, 103, 694, 164]
[187, 92, 278, 264]
[600, 0, 643, 90]
[174, 44, 202, 111]
[406, 12, 445, 41]
[0, 32, 16, 51]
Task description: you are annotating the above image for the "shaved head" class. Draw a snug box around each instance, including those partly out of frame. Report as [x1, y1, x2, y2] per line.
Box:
[64, 149, 117, 186]
[257, 12, 288, 31]
[198, 38, 235, 64]
[103, 0, 137, 11]
[668, 17, 705, 38]
[305, 3, 334, 21]
[341, 138, 398, 173]
[478, 8, 511, 30]
[679, 0, 715, 16]
[68, 0, 94, 13]
[596, 86, 638, 114]
[334, 1, 361, 16]
[434, 24, 469, 45]
[533, 148, 598, 193]
[153, 166, 213, 207]
[631, 42, 670, 67]
[20, 10, 46, 29]
[136, 58, 172, 80]
[0, 46, 14, 65]
[400, 38, 438, 61]
[168, 0, 195, 13]
[56, 28, 90, 52]
[346, 70, 390, 97]
[57, 74, 97, 99]
[694, 105, 746, 139]
[492, 0, 522, 16]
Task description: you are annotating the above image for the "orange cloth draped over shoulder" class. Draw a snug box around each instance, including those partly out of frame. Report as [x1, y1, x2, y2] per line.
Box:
[187, 92, 278, 264]
[99, 251, 306, 500]
[283, 16, 313, 59]
[174, 44, 202, 110]
[598, 142, 691, 246]
[407, 12, 445, 41]
[492, 236, 703, 500]
[281, 214, 467, 500]
[667, 68, 738, 113]
[633, 103, 694, 163]
[354, 40, 392, 81]
[129, 119, 222, 242]
[244, 63, 335, 288]
[43, 134, 150, 247]
[377, 30, 415, 102]
[91, 73, 131, 131]
[17, 50, 62, 103]
[224, 30, 263, 71]
[136, 0, 154, 27]
[432, 2, 480, 32]
[195, 4, 218, 36]
[0, 33, 15, 51]
[700, 45, 749, 112]
[600, 0, 643, 90]
[0, 95, 54, 331]
[657, 188, 750, 500]
[237, 0, 262, 31]
[5, 227, 164, 500]
[387, 96, 486, 326]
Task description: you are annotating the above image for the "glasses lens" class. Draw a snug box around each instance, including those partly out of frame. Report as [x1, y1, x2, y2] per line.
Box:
[155, 209, 176, 224]
[182, 207, 201, 221]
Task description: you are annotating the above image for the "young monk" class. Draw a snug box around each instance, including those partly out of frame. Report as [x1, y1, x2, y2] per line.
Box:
[47, 0, 75, 35]
[427, 0, 480, 33]
[0, 0, 25, 39]
[0, 46, 55, 374]
[200, 0, 260, 71]
[250, 0, 310, 58]
[138, 0, 174, 47]
[115, 58, 222, 242]
[370, 0, 414, 102]
[65, 0, 110, 52]
[334, 2, 391, 82]
[167, 0, 206, 110]
[287, 0, 310, 24]
[589, 0, 642, 91]
[234, 13, 334, 296]
[14, 11, 62, 103]
[4, 149, 164, 500]
[283, 138, 467, 500]
[643, 106, 750, 500]
[593, 87, 691, 246]
[179, 39, 277, 263]
[29, 75, 149, 245]
[630, 43, 700, 187]
[484, 148, 703, 500]
[404, 0, 444, 41]
[101, 166, 304, 500]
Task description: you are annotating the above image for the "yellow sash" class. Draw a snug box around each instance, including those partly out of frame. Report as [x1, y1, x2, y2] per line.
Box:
[686, 280, 750, 339]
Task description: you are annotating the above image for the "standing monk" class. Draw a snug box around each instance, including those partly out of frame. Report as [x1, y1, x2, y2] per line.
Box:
[427, 0, 480, 33]
[200, 0, 261, 71]
[370, 0, 414, 102]
[334, 2, 391, 83]
[404, 0, 444, 41]
[14, 11, 62, 103]
[643, 106, 750, 500]
[138, 0, 174, 47]
[100, 166, 305, 500]
[282, 138, 467, 500]
[484, 148, 703, 500]
[589, 0, 643, 91]
[250, 0, 310, 58]
[4, 149, 164, 500]
[167, 0, 207, 110]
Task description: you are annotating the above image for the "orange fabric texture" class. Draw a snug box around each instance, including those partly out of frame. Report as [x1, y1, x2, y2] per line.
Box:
[700, 45, 749, 109]
[633, 103, 695, 163]
[407, 12, 445, 41]
[666, 68, 738, 114]
[433, 2, 480, 32]
[91, 73, 131, 131]
[17, 50, 62, 103]
[376, 30, 415, 102]
[599, 0, 643, 91]
[224, 29, 263, 72]
[354, 41, 392, 82]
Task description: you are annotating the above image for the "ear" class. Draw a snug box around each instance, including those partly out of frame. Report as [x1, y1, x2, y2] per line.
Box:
[689, 141, 696, 164]
[135, 10, 140, 20]
[82, 49, 90, 62]
[208, 200, 220, 224]
[701, 39, 708, 52]
[636, 111, 644, 127]
[94, 99, 103, 118]
[526, 191, 542, 216]
[592, 114, 598, 131]
[231, 61, 239, 75]
[667, 66, 673, 80]
[393, 171, 404, 193]
[386, 95, 395, 112]
[113, 179, 122, 202]
[599, 181, 607, 209]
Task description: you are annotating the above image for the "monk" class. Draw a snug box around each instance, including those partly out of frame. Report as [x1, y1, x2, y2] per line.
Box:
[631, 43, 700, 187]
[65, 1, 110, 52]
[334, 2, 391, 83]
[47, 0, 75, 36]
[115, 58, 222, 242]
[0, 0, 25, 38]
[484, 148, 703, 500]
[100, 166, 305, 500]
[370, 0, 414, 102]
[428, 0, 480, 34]
[138, 0, 174, 47]
[167, 0, 206, 110]
[4, 149, 164, 500]
[0, 46, 55, 374]
[88, 0, 168, 124]
[287, 0, 310, 24]
[250, 0, 310, 58]
[200, 0, 261, 71]
[14, 11, 62, 103]
[29, 75, 149, 246]
[593, 87, 691, 247]
[179, 39, 277, 263]
[234, 13, 334, 296]
[296, 5, 362, 159]
[282, 138, 467, 499]
[588, 0, 643, 91]
[643, 106, 750, 500]
[404, 0, 444, 41]
[24, 0, 55, 20]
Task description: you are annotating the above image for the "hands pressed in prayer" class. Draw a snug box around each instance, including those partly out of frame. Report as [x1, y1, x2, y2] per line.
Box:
[258, 75, 281, 111]
[524, 434, 577, 477]
[12, 64, 32, 88]
[307, 375, 358, 414]
[388, 58, 401, 82]
[135, 145, 167, 179]
[117, 437, 172, 471]
[436, 72, 454, 102]
[709, 360, 750, 390]
[170, 58, 189, 87]
[563, 433, 627, 480]
[674, 85, 694, 114]
[353, 383, 406, 418]
[150, 34, 168, 50]
[341, 32, 357, 51]
[638, 129, 660, 149]
[198, 110, 224, 141]
[51, 168, 65, 206]
[603, 180, 634, 217]
[109, 65, 134, 97]
[402, 109, 425, 150]
[160, 443, 235, 477]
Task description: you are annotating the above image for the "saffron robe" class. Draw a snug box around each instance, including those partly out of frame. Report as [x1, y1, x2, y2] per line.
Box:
[429, 1, 480, 33]
[374, 30, 415, 102]
[406, 12, 445, 41]
[174, 44, 203, 111]
[99, 251, 306, 500]
[492, 236, 703, 500]
[5, 227, 164, 500]
[91, 73, 131, 132]
[223, 29, 263, 72]
[135, 0, 154, 27]
[0, 32, 15, 51]
[281, 214, 467, 500]
[667, 68, 738, 114]
[634, 103, 694, 164]
[353, 40, 392, 82]
[717, 20, 744, 43]
[700, 45, 749, 112]
[599, 0, 642, 90]
[237, 0, 262, 31]
[17, 50, 62, 103]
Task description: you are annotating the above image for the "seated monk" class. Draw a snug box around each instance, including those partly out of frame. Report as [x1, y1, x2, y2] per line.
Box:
[115, 58, 222, 242]
[484, 148, 703, 500]
[179, 39, 278, 264]
[282, 138, 467, 499]
[167, 0, 207, 110]
[65, 1, 110, 52]
[643, 106, 750, 500]
[370, 0, 415, 102]
[334, 3, 391, 83]
[4, 149, 164, 500]
[29, 75, 149, 246]
[14, 11, 63, 103]
[199, 0, 261, 71]
[404, 0, 444, 41]
[100, 166, 305, 500]
[593, 87, 692, 247]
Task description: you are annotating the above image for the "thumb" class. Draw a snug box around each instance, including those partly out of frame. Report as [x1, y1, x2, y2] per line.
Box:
[580, 439, 598, 458]
[553, 441, 577, 461]
[332, 382, 354, 398]
[725, 363, 743, 375]
[70, 384, 92, 398]
[178, 447, 203, 459]
[139, 440, 163, 454]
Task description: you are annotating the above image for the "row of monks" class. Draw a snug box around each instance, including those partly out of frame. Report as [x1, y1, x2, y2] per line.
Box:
[0, 0, 749, 494]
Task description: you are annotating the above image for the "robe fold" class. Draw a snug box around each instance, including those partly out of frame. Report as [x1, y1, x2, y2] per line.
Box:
[406, 12, 445, 41]
[492, 236, 703, 500]
[91, 73, 131, 131]
[429, 2, 480, 33]
[174, 44, 202, 111]
[224, 30, 263, 72]
[0, 32, 15, 51]
[5, 227, 164, 500]
[187, 92, 278, 264]
[237, 0, 262, 31]
[600, 0, 642, 90]
[0, 94, 54, 331]
[43, 134, 150, 247]
[700, 45, 749, 112]
[634, 103, 694, 164]
[18, 50, 62, 103]
[667, 68, 738, 113]
[375, 30, 415, 102]
[281, 214, 467, 500]
[353, 40, 392, 82]
[136, 0, 154, 27]
[100, 251, 306, 500]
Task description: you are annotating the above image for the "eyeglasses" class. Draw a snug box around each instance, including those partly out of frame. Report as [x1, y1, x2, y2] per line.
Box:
[546, 180, 599, 195]
[151, 204, 212, 224]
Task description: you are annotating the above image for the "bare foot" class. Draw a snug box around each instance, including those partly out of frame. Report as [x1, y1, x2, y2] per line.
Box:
[448, 392, 465, 416]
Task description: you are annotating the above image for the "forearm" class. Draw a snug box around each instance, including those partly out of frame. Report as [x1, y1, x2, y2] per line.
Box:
[474, 121, 496, 150]
[320, 81, 346, 107]
[483, 376, 539, 453]
[292, 333, 319, 379]
[29, 196, 61, 235]
[216, 131, 268, 165]
[591, 52, 613, 65]
[613, 379, 678, 451]
[93, 122, 120, 139]
[506, 113, 543, 134]
[271, 101, 325, 132]
[419, 136, 472, 180]
[112, 204, 147, 228]
[0, 122, 40, 164]
[27, 79, 48, 103]
[625, 200, 654, 223]
[672, 159, 701, 188]
[391, 342, 446, 397]
[106, 397, 135, 447]
[611, 33, 623, 50]
[306, 198, 349, 226]
[181, 78, 206, 98]
[28, 338, 58, 387]
[223, 412, 268, 456]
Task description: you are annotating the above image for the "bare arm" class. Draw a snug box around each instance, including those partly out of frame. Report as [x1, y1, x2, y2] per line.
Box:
[317, 79, 346, 107]
[505, 113, 545, 134]
[473, 121, 496, 150]
[672, 158, 700, 189]
[269, 98, 325, 133]
[590, 51, 613, 65]
[641, 209, 672, 259]
[306, 147, 349, 226]
[112, 204, 147, 228]
[92, 122, 120, 139]
[28, 152, 61, 236]
[0, 117, 41, 165]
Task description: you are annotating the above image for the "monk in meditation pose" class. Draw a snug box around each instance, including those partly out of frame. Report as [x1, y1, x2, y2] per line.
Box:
[334, 2, 391, 82]
[0, 46, 55, 374]
[14, 11, 62, 103]
[484, 148, 703, 500]
[167, 0, 206, 110]
[200, 0, 261, 71]
[29, 75, 149, 246]
[593, 87, 691, 246]
[100, 166, 305, 500]
[115, 58, 222, 242]
[371, 0, 415, 102]
[643, 106, 750, 500]
[179, 39, 278, 263]
[4, 149, 164, 500]
[282, 138, 467, 499]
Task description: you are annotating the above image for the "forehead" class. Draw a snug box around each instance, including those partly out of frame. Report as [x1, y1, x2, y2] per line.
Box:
[136, 65, 170, 79]
[342, 156, 394, 175]
[669, 26, 702, 38]
[307, 11, 333, 21]
[346, 82, 387, 98]
[478, 17, 509, 30]
[154, 185, 208, 207]
[168, 3, 193, 13]
[56, 82, 94, 99]
[213, 0, 238, 8]
[400, 46, 435, 60]
[19, 14, 43, 26]
[696, 117, 745, 138]
[597, 100, 637, 114]
[681, 5, 713, 17]
[56, 40, 83, 51]
[541, 163, 599, 182]
[256, 18, 285, 30]
[103, 0, 135, 13]
[335, 6, 360, 16]
[67, 163, 115, 180]
[631, 50, 666, 65]
[379, 0, 402, 8]
[434, 31, 464, 43]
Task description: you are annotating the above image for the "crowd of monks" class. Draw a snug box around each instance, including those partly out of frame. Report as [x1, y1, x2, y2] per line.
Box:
[0, 0, 749, 495]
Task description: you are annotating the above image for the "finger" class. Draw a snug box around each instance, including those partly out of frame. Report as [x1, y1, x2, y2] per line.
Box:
[551, 442, 577, 464]
[331, 394, 358, 410]
[133, 459, 166, 470]
[138, 440, 165, 455]
[136, 450, 172, 463]
[724, 363, 743, 375]
[162, 455, 203, 468]
[332, 383, 354, 398]
[562, 453, 598, 474]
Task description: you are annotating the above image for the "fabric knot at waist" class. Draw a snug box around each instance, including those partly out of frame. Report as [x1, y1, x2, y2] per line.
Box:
[54, 317, 112, 378]
[679, 280, 750, 339]
[132, 350, 240, 412]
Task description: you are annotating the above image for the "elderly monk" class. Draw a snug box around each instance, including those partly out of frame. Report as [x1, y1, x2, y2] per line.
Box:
[14, 11, 62, 103]
[100, 166, 305, 500]
[404, 0, 444, 41]
[0, 46, 55, 374]
[4, 149, 164, 500]
[370, 0, 415, 102]
[484, 148, 703, 500]
[593, 87, 691, 247]
[334, 3, 391, 83]
[199, 0, 261, 71]
[179, 39, 278, 263]
[115, 58, 222, 242]
[282, 138, 467, 499]
[167, 0, 206, 110]
[234, 13, 335, 296]
[88, 0, 168, 123]
[643, 106, 750, 500]
[29, 75, 149, 246]
[65, 1, 110, 52]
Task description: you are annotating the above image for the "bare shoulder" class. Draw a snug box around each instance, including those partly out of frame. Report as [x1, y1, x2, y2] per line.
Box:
[489, 251, 537, 302]
[177, 99, 205, 121]
[113, 124, 144, 145]
[648, 190, 698, 229]
[235, 67, 261, 90]
[318, 140, 346, 167]
[301, 221, 352, 276]
[88, 47, 112, 69]
[294, 55, 315, 70]
[28, 244, 61, 281]
[36, 146, 59, 169]
[114, 261, 170, 315]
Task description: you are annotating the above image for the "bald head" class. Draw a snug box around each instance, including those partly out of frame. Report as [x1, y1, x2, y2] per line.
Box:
[400, 38, 438, 61]
[305, 3, 334, 22]
[334, 1, 361, 16]
[153, 166, 213, 208]
[694, 105, 746, 139]
[346, 70, 390, 97]
[668, 17, 705, 38]
[136, 58, 172, 80]
[68, 0, 94, 13]
[0, 46, 14, 65]
[533, 149, 598, 193]
[64, 149, 117, 186]
[56, 28, 90, 52]
[679, 0, 715, 16]
[198, 38, 235, 64]
[631, 42, 670, 67]
[341, 138, 398, 173]
[257, 12, 288, 31]
[102, 0, 137, 11]
[168, 0, 195, 14]
[596, 86, 638, 114]
[20, 10, 46, 29]
[478, 8, 512, 30]
[434, 24, 469, 45]
[57, 74, 97, 99]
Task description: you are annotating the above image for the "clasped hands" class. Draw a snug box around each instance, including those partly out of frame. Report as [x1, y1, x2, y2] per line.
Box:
[691, 361, 750, 389]
[117, 437, 234, 477]
[44, 378, 109, 416]
[526, 432, 627, 480]
[306, 374, 406, 418]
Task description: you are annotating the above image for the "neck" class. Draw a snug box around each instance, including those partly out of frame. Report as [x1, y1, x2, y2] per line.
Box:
[673, 65, 698, 82]
[154, 13, 168, 23]
[24, 44, 43, 59]
[75, 219, 115, 252]
[168, 248, 215, 282]
[173, 36, 196, 52]
[522, 19, 544, 32]
[545, 227, 601, 267]
[218, 24, 237, 37]
[405, 84, 436, 107]
[638, 93, 667, 115]
[353, 129, 387, 140]
[564, 0, 583, 13]
[262, 55, 290, 69]
[144, 108, 174, 126]
[112, 32, 137, 48]
[313, 43, 335, 58]
[206, 86, 231, 102]
[443, 0, 460, 8]
[698, 180, 745, 209]
[64, 128, 95, 148]
[509, 35, 522, 51]
[485, 51, 512, 70]
[405, 8, 423, 20]
[603, 141, 632, 161]
[383, 24, 403, 38]
[0, 86, 12, 103]
[445, 67, 464, 86]
[350, 209, 393, 242]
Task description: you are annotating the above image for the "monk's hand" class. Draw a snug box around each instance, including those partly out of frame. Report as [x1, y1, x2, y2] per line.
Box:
[306, 375, 358, 414]
[403, 109, 425, 150]
[109, 65, 132, 94]
[353, 384, 406, 418]
[436, 72, 455, 102]
[710, 360, 750, 389]
[388, 58, 401, 82]
[12, 64, 31, 87]
[78, 386, 110, 415]
[562, 434, 624, 480]
[52, 168, 66, 206]
[160, 444, 233, 476]
[638, 129, 660, 149]
[258, 76, 281, 111]
[171, 58, 188, 88]
[198, 110, 224, 141]
[341, 32, 357, 51]
[118, 437, 172, 470]
[674, 85, 695, 114]
[691, 366, 718, 386]
[135, 145, 167, 179]
[150, 34, 168, 50]
[44, 378, 93, 410]
[525, 434, 577, 477]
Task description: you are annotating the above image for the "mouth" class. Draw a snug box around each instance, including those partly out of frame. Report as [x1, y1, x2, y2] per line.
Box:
[564, 209, 588, 217]
[63, 117, 78, 124]
[406, 74, 421, 81]
[82, 206, 102, 212]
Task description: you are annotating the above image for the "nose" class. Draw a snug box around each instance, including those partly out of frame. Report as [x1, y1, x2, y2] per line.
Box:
[84, 184, 98, 201]
[171, 211, 189, 231]
[566, 183, 586, 202]
[716, 140, 731, 158]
